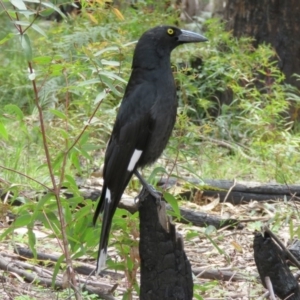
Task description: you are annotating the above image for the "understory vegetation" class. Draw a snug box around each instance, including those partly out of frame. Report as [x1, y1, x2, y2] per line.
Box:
[1, 0, 300, 299]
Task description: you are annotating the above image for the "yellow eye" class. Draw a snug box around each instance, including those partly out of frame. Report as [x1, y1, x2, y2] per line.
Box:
[167, 28, 174, 35]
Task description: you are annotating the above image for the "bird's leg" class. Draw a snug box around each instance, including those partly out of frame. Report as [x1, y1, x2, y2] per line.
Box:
[134, 170, 162, 204]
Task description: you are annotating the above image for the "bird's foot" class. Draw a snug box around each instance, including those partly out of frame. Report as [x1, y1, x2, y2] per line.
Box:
[137, 184, 162, 205]
[134, 170, 162, 205]
[145, 184, 162, 205]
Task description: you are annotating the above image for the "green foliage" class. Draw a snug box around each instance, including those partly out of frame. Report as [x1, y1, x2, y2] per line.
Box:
[164, 19, 300, 183]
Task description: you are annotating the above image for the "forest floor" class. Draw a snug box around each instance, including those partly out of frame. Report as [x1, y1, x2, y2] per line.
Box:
[0, 181, 298, 300]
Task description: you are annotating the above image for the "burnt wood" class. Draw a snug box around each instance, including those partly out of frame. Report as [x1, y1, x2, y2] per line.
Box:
[253, 232, 300, 300]
[139, 189, 193, 300]
[158, 178, 300, 204]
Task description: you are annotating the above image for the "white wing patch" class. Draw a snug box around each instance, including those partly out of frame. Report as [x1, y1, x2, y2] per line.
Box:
[96, 248, 107, 274]
[127, 149, 143, 171]
[105, 188, 111, 203]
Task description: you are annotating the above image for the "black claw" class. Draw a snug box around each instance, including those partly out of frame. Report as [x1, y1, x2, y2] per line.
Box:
[137, 184, 162, 205]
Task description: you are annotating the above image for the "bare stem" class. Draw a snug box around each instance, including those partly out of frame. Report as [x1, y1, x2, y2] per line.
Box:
[2, 6, 82, 299]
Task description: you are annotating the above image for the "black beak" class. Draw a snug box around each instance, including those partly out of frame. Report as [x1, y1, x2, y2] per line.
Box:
[178, 29, 208, 43]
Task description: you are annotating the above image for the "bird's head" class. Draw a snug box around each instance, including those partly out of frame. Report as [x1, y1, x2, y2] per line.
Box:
[133, 25, 207, 69]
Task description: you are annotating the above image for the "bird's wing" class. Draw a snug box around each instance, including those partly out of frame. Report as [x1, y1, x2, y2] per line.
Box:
[93, 81, 157, 273]
[94, 80, 156, 220]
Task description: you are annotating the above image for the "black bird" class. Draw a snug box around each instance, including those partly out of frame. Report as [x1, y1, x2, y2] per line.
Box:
[93, 25, 207, 273]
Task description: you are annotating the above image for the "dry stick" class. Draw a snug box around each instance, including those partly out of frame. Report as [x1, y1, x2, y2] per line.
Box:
[0, 4, 84, 299]
[0, 254, 116, 300]
[11, 9, 80, 298]
[28, 53, 82, 300]
[223, 179, 237, 203]
[264, 276, 276, 300]
[0, 165, 50, 191]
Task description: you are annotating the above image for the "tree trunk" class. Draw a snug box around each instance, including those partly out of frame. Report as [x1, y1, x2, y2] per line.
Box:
[224, 0, 300, 91]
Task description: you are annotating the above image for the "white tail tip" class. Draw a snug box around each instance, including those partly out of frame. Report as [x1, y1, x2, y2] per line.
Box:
[96, 248, 107, 274]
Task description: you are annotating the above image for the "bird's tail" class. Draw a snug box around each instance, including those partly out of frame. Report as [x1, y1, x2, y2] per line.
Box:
[93, 175, 132, 274]
[93, 184, 112, 274]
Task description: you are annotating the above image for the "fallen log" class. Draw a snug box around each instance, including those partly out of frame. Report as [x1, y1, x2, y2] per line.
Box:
[118, 197, 242, 229]
[0, 186, 242, 232]
[158, 178, 300, 204]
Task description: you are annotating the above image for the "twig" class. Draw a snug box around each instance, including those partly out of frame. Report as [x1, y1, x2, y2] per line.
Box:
[0, 165, 50, 191]
[223, 178, 237, 203]
[264, 276, 276, 300]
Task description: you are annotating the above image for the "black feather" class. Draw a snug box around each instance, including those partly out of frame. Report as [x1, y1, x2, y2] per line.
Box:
[93, 25, 207, 273]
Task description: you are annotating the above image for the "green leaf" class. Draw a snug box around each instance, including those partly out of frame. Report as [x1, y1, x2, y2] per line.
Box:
[64, 200, 72, 225]
[163, 192, 180, 217]
[205, 225, 217, 235]
[98, 70, 127, 83]
[0, 121, 8, 140]
[31, 193, 53, 223]
[27, 227, 37, 258]
[0, 33, 15, 45]
[94, 90, 108, 104]
[148, 166, 167, 185]
[38, 8, 55, 17]
[10, 0, 27, 10]
[70, 151, 81, 172]
[64, 174, 78, 190]
[100, 77, 123, 97]
[205, 231, 228, 260]
[13, 212, 32, 228]
[52, 152, 64, 171]
[78, 132, 89, 146]
[4, 104, 25, 121]
[78, 79, 100, 86]
[49, 109, 67, 120]
[52, 254, 65, 286]
[94, 46, 119, 57]
[31, 23, 47, 37]
[20, 34, 32, 61]
[101, 59, 120, 67]
[15, 21, 48, 37]
[33, 56, 52, 64]
[23, 0, 67, 20]
[74, 204, 92, 220]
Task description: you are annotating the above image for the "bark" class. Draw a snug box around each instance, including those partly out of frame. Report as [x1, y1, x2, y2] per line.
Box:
[253, 232, 300, 300]
[138, 188, 193, 300]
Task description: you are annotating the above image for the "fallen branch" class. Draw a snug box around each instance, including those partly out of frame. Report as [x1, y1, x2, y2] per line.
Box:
[13, 246, 123, 279]
[12, 247, 252, 284]
[192, 267, 252, 282]
[119, 197, 242, 229]
[158, 178, 300, 204]
[0, 254, 116, 300]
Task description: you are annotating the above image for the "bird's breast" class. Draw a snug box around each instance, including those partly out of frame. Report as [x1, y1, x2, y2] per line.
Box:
[138, 79, 178, 167]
